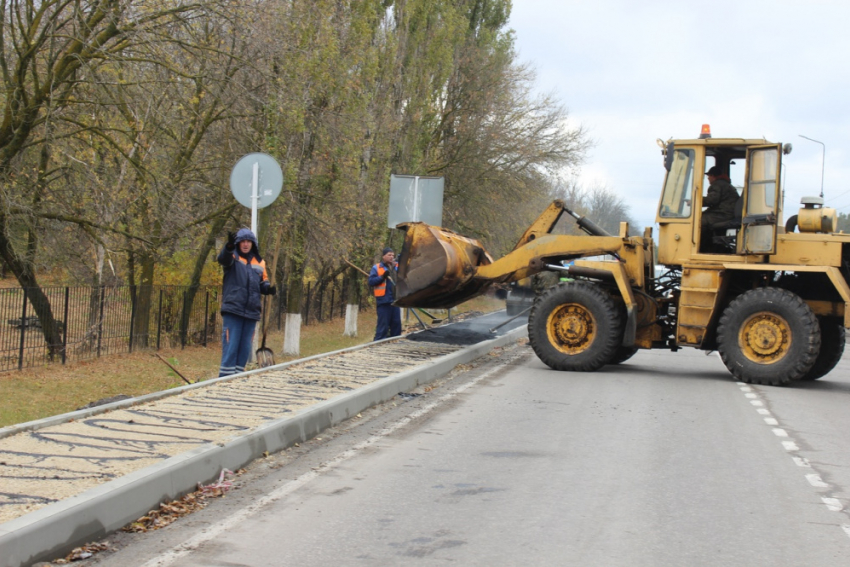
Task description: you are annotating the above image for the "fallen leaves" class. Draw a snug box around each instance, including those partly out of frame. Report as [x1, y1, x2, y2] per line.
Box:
[122, 494, 206, 533]
[122, 469, 241, 533]
[53, 541, 110, 563]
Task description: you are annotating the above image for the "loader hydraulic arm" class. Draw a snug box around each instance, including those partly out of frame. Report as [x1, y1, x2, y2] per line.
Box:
[395, 200, 635, 309]
[513, 200, 612, 250]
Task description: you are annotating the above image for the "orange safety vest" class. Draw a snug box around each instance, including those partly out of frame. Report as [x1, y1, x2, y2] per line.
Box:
[235, 253, 269, 284]
[373, 263, 396, 297]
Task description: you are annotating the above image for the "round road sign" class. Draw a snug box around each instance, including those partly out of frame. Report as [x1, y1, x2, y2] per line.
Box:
[229, 153, 283, 209]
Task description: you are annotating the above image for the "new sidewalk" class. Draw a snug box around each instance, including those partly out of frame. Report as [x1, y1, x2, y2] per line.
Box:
[0, 313, 527, 567]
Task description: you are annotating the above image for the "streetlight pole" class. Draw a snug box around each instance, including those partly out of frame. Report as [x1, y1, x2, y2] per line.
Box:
[799, 134, 825, 199]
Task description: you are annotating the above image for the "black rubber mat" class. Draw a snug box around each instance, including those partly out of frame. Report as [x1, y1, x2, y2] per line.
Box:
[406, 311, 527, 345]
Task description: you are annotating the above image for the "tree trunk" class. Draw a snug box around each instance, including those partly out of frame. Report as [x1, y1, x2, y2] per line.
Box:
[0, 215, 63, 357]
[81, 244, 106, 352]
[282, 256, 306, 356]
[132, 253, 157, 348]
[180, 210, 232, 346]
[343, 268, 363, 337]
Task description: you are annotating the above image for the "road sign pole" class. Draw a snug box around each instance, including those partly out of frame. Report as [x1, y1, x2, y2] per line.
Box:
[251, 161, 259, 238]
[412, 176, 420, 220]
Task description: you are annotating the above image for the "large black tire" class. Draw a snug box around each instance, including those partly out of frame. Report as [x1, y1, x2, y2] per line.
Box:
[610, 346, 638, 365]
[528, 281, 623, 372]
[799, 318, 845, 381]
[717, 288, 820, 386]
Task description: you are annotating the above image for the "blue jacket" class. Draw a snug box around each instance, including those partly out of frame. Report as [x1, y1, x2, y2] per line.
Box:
[369, 262, 398, 305]
[218, 228, 271, 321]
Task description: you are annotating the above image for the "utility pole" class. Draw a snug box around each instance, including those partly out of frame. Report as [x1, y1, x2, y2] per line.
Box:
[799, 134, 825, 199]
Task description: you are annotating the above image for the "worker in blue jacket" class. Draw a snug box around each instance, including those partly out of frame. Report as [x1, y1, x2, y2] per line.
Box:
[369, 247, 401, 341]
[217, 228, 276, 376]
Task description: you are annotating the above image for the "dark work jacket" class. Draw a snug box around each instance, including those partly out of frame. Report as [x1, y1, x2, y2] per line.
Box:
[369, 262, 398, 306]
[217, 246, 270, 321]
[704, 178, 739, 218]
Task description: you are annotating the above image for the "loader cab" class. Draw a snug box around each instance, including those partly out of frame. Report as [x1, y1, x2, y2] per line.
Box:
[656, 135, 784, 265]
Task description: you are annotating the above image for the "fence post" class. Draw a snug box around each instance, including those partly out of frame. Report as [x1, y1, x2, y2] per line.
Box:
[203, 289, 209, 347]
[156, 288, 163, 350]
[340, 277, 346, 318]
[318, 284, 324, 322]
[304, 282, 311, 326]
[128, 286, 137, 353]
[62, 287, 70, 364]
[96, 285, 105, 357]
[181, 289, 187, 349]
[18, 289, 27, 370]
[278, 286, 284, 330]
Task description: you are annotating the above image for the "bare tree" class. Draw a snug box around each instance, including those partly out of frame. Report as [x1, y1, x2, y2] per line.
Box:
[0, 0, 248, 353]
[558, 179, 639, 236]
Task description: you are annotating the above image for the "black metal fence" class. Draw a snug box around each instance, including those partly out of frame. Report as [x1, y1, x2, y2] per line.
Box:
[0, 276, 364, 372]
[0, 285, 222, 372]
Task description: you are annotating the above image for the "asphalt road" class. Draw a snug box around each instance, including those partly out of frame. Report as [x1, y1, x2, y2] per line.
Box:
[89, 342, 850, 567]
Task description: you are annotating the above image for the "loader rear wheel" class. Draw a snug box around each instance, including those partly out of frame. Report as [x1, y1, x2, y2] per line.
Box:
[717, 288, 820, 386]
[799, 318, 845, 381]
[528, 282, 623, 372]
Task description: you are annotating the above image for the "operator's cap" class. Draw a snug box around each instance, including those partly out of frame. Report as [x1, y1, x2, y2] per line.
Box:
[705, 166, 723, 176]
[382, 247, 394, 255]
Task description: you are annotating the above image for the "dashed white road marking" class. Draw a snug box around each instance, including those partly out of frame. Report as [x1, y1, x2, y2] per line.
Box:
[806, 474, 829, 488]
[738, 383, 850, 540]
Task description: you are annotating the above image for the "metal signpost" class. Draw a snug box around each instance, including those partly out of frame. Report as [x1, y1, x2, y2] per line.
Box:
[387, 174, 444, 228]
[387, 175, 446, 326]
[229, 153, 283, 238]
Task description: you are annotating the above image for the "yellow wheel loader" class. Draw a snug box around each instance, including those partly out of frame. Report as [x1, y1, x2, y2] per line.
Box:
[394, 128, 849, 386]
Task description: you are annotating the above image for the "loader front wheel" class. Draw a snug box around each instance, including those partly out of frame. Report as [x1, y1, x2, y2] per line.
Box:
[528, 282, 623, 372]
[610, 346, 638, 365]
[717, 288, 820, 386]
[799, 318, 844, 381]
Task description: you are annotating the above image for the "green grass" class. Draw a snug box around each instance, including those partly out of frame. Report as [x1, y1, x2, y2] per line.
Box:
[0, 297, 504, 427]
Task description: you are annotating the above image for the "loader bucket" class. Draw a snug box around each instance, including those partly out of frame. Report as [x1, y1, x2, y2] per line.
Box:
[395, 222, 494, 309]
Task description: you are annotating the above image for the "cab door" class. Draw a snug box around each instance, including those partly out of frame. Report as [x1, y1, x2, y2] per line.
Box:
[739, 144, 782, 255]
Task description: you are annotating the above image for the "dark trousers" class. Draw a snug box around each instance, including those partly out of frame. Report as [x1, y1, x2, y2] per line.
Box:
[374, 303, 402, 341]
[220, 313, 257, 377]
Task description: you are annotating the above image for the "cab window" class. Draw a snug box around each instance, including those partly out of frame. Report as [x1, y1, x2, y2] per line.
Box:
[659, 149, 694, 218]
[747, 148, 778, 214]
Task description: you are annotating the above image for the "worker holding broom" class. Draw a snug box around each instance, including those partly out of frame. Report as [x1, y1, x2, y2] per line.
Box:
[369, 247, 401, 341]
[217, 228, 276, 377]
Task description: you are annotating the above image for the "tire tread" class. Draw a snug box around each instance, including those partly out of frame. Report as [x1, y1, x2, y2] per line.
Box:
[528, 281, 623, 372]
[717, 287, 820, 385]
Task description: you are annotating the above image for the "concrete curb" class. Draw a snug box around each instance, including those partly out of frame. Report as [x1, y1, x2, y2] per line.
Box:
[0, 326, 526, 567]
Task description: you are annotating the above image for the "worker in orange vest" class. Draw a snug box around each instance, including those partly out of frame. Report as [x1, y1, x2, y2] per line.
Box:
[368, 247, 401, 340]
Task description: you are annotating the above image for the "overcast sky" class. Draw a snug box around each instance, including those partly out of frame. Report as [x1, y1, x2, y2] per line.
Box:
[509, 0, 850, 231]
